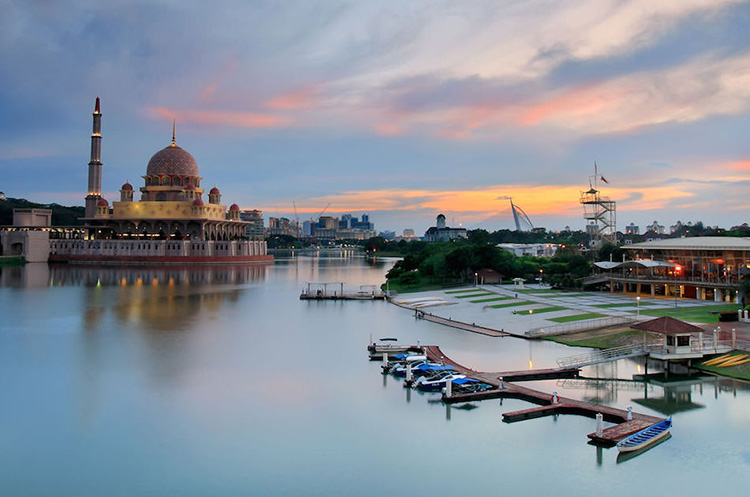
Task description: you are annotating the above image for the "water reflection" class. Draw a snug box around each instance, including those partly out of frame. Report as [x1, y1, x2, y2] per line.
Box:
[48, 263, 267, 288]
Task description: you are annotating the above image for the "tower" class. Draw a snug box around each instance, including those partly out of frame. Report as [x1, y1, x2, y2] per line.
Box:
[580, 163, 616, 247]
[84, 97, 103, 218]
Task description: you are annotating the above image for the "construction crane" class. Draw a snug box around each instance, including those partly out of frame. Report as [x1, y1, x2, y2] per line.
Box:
[310, 203, 331, 244]
[292, 201, 300, 238]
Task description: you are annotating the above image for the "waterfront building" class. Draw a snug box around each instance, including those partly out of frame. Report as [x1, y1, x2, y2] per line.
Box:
[240, 209, 264, 240]
[646, 220, 666, 235]
[268, 217, 296, 237]
[47, 98, 270, 264]
[626, 223, 640, 235]
[585, 236, 750, 302]
[497, 243, 558, 258]
[424, 214, 467, 242]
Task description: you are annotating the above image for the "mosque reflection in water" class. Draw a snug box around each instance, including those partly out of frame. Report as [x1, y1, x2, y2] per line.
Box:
[1, 263, 267, 333]
[0, 263, 267, 288]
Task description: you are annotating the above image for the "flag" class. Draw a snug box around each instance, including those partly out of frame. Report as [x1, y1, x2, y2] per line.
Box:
[600, 175, 609, 184]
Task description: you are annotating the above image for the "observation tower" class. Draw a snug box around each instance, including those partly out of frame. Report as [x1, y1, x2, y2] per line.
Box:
[580, 164, 616, 246]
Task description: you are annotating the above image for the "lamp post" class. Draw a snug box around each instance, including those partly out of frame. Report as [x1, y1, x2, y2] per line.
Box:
[474, 272, 478, 287]
[529, 308, 534, 331]
[538, 269, 544, 288]
[636, 296, 641, 318]
[674, 265, 681, 318]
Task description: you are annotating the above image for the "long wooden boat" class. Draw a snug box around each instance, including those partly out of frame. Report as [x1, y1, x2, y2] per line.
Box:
[616, 418, 672, 453]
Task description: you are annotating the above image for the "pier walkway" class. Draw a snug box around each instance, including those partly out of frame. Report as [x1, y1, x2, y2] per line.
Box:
[423, 346, 664, 445]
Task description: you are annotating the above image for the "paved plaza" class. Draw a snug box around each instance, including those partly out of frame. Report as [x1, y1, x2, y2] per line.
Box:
[391, 284, 744, 338]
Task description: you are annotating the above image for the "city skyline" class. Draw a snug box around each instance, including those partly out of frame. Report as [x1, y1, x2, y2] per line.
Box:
[1, 1, 749, 234]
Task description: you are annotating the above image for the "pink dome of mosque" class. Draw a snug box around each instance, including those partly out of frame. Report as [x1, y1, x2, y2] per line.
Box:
[192, 198, 204, 206]
[121, 182, 133, 191]
[184, 182, 196, 190]
[97, 198, 109, 207]
[209, 187, 221, 195]
[147, 144, 199, 177]
[229, 203, 239, 211]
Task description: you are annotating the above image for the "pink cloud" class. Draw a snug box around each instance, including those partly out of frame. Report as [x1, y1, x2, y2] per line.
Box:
[519, 84, 609, 126]
[264, 87, 317, 110]
[373, 122, 407, 136]
[147, 106, 293, 129]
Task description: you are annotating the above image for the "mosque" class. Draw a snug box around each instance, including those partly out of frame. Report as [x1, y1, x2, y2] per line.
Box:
[83, 97, 248, 241]
[46, 98, 270, 263]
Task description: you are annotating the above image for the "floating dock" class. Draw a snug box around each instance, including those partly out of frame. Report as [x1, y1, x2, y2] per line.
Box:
[420, 345, 664, 446]
[300, 282, 386, 300]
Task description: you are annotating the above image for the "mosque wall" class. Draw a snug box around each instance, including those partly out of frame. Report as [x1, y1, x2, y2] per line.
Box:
[110, 201, 228, 220]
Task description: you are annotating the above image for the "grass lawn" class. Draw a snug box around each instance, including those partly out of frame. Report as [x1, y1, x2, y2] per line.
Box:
[488, 301, 532, 309]
[548, 312, 606, 323]
[694, 352, 750, 381]
[445, 288, 484, 294]
[638, 303, 739, 324]
[454, 292, 494, 299]
[515, 306, 566, 315]
[470, 296, 513, 303]
[548, 330, 653, 348]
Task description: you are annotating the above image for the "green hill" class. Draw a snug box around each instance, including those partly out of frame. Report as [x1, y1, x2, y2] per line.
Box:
[0, 198, 85, 226]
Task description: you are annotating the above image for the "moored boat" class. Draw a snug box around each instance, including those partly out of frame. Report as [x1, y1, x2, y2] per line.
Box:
[616, 418, 672, 453]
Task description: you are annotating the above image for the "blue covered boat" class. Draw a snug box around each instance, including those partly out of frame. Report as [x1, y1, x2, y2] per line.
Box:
[616, 418, 672, 453]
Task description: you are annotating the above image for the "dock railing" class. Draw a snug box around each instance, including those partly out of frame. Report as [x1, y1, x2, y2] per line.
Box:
[556, 343, 650, 369]
[526, 316, 637, 338]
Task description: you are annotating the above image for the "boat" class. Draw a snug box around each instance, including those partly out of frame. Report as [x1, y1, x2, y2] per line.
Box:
[616, 418, 672, 453]
[450, 377, 493, 394]
[414, 372, 466, 392]
[367, 337, 423, 356]
[392, 362, 454, 377]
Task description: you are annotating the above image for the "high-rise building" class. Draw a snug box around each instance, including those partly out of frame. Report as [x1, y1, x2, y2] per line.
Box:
[240, 210, 264, 240]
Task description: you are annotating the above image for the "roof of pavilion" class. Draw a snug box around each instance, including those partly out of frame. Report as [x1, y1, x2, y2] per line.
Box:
[631, 316, 705, 335]
[623, 236, 750, 251]
[594, 260, 676, 270]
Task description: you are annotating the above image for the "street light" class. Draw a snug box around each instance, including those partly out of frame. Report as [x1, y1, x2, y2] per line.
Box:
[474, 272, 478, 287]
[636, 295, 641, 318]
[538, 269, 544, 288]
[529, 308, 534, 331]
[674, 265, 682, 318]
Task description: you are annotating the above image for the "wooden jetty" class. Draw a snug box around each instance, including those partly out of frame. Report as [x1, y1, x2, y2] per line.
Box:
[416, 311, 509, 337]
[300, 282, 386, 300]
[422, 345, 664, 446]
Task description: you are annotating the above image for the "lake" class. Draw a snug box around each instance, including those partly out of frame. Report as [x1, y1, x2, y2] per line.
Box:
[1, 255, 748, 496]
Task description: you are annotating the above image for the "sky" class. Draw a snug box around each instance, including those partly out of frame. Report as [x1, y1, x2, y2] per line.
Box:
[1, 0, 749, 235]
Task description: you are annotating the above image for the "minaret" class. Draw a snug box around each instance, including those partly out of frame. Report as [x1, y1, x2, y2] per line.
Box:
[84, 97, 103, 219]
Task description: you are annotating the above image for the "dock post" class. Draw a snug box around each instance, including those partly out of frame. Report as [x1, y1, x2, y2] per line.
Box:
[552, 391, 558, 404]
[406, 362, 412, 383]
[595, 413, 603, 438]
[732, 329, 736, 349]
[499, 376, 504, 389]
[445, 377, 452, 398]
[382, 352, 388, 364]
[626, 405, 633, 421]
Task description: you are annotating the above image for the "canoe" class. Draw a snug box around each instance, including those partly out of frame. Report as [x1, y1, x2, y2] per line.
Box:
[616, 418, 672, 453]
[702, 354, 732, 366]
[717, 354, 750, 368]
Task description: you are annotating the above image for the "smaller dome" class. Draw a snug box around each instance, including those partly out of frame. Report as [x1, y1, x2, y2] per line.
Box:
[121, 182, 133, 191]
[209, 187, 221, 195]
[192, 198, 204, 206]
[229, 203, 240, 211]
[97, 198, 109, 207]
[185, 182, 196, 190]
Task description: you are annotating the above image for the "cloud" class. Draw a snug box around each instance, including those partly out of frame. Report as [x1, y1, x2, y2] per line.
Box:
[264, 87, 318, 111]
[146, 106, 293, 129]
